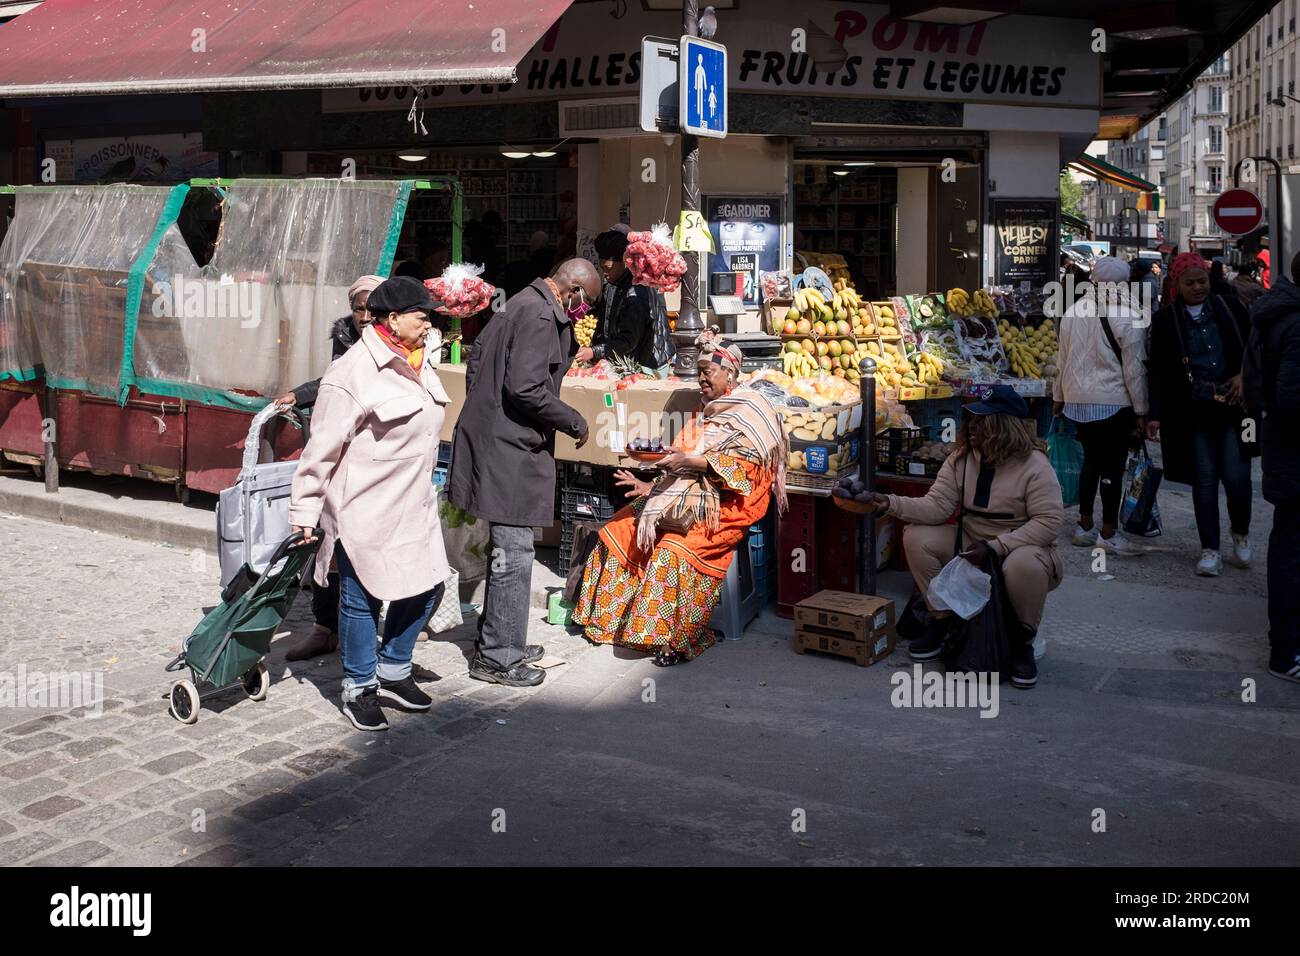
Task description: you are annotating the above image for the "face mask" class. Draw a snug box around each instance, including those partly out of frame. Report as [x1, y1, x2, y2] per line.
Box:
[566, 289, 590, 320]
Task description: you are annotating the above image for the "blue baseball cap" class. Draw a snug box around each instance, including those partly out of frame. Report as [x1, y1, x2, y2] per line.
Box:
[964, 384, 1031, 419]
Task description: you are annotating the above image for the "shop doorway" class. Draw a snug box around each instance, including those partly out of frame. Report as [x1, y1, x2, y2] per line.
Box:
[794, 160, 897, 298]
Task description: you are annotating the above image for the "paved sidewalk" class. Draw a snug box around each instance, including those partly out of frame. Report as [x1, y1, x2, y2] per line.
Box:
[0, 468, 1295, 866]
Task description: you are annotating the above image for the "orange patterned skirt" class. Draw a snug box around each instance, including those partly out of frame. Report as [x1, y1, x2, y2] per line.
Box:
[571, 539, 725, 660]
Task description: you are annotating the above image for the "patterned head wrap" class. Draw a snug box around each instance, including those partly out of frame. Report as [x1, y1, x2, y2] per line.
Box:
[1167, 253, 1208, 302]
[348, 274, 386, 304]
[695, 327, 744, 374]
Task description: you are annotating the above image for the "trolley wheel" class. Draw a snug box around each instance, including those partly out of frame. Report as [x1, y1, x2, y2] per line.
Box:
[169, 679, 200, 724]
[242, 661, 269, 701]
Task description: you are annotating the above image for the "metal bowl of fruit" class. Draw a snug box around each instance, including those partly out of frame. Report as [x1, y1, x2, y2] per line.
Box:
[831, 475, 876, 514]
[626, 438, 669, 463]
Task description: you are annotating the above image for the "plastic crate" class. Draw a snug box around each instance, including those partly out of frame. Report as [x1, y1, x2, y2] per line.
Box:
[906, 396, 963, 439]
[560, 461, 629, 501]
[815, 495, 860, 593]
[895, 455, 944, 479]
[874, 425, 928, 469]
[776, 493, 819, 617]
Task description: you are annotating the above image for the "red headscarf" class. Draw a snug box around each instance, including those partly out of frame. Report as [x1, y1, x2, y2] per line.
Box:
[1167, 252, 1209, 303]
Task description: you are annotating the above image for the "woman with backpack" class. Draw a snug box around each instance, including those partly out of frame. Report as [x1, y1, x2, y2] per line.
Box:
[1146, 253, 1258, 577]
[1053, 256, 1150, 556]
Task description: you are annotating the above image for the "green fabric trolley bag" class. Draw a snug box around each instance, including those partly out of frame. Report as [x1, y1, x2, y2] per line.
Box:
[165, 531, 319, 723]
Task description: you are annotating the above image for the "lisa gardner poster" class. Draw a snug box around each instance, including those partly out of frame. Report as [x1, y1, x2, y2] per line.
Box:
[706, 196, 783, 307]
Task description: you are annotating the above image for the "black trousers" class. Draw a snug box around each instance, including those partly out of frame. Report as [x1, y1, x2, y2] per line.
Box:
[1269, 501, 1300, 659]
[1071, 408, 1135, 528]
[310, 572, 340, 632]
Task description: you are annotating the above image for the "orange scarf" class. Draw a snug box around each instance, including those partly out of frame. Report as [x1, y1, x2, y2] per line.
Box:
[375, 322, 423, 371]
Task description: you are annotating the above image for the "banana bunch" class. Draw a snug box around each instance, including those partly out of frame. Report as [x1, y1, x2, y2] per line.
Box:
[972, 289, 996, 317]
[782, 349, 821, 377]
[945, 288, 971, 314]
[832, 279, 863, 317]
[794, 286, 829, 316]
[915, 352, 945, 385]
[1007, 342, 1042, 378]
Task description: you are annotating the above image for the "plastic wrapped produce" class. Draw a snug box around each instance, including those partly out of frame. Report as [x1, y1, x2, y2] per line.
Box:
[426, 263, 495, 318]
[624, 223, 689, 293]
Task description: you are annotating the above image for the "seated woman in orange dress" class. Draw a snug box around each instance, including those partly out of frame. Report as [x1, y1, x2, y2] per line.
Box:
[572, 334, 787, 666]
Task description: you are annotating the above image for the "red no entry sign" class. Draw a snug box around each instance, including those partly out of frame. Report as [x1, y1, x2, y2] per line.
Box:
[1213, 189, 1264, 236]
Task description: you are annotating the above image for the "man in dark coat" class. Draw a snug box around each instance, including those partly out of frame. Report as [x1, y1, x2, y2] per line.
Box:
[1244, 251, 1300, 683]
[574, 225, 675, 375]
[448, 258, 602, 686]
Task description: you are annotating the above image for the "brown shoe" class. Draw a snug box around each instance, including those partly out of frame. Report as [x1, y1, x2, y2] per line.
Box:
[285, 625, 338, 661]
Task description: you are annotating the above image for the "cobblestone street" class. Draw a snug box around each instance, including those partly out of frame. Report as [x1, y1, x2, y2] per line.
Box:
[0, 469, 1296, 866]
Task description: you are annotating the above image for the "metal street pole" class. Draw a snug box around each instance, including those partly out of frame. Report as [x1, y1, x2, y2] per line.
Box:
[1232, 155, 1284, 274]
[856, 357, 877, 596]
[672, 0, 704, 379]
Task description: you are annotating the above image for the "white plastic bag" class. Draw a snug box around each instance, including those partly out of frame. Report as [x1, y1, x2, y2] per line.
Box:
[928, 555, 992, 620]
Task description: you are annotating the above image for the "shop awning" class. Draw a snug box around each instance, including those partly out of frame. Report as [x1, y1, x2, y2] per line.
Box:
[0, 0, 573, 97]
[1067, 154, 1159, 193]
[1060, 212, 1092, 237]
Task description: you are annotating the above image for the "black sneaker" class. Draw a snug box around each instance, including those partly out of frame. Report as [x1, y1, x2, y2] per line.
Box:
[377, 675, 433, 711]
[469, 655, 546, 687]
[523, 644, 545, 664]
[1010, 645, 1038, 689]
[908, 628, 947, 662]
[343, 686, 389, 731]
[1268, 651, 1300, 684]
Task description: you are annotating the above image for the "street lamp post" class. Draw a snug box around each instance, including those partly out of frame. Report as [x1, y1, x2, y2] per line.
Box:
[671, 0, 704, 379]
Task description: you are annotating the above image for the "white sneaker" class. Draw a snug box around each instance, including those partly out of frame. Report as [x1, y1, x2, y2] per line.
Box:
[1196, 549, 1223, 577]
[1071, 524, 1098, 547]
[1228, 533, 1252, 568]
[1098, 531, 1144, 556]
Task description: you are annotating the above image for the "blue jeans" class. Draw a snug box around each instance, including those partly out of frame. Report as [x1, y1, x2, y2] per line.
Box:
[335, 542, 442, 703]
[1188, 415, 1252, 551]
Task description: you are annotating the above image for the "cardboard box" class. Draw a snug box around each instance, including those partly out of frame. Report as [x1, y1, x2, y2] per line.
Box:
[792, 590, 896, 667]
[435, 363, 467, 442]
[556, 378, 701, 467]
[436, 364, 703, 469]
[788, 434, 858, 475]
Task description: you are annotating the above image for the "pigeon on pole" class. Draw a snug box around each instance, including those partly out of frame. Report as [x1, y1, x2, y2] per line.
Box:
[699, 5, 718, 39]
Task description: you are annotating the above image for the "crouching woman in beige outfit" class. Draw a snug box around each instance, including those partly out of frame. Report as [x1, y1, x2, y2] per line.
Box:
[863, 386, 1064, 689]
[289, 277, 454, 731]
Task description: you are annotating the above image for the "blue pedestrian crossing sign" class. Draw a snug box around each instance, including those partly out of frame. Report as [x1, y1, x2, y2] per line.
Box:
[679, 36, 726, 139]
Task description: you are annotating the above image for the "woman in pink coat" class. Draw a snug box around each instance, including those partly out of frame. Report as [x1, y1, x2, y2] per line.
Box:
[289, 277, 453, 731]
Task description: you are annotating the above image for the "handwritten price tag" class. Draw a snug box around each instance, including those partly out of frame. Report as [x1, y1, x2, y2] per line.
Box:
[673, 210, 714, 253]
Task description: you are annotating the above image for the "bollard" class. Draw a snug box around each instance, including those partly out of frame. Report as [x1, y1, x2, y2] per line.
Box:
[857, 357, 877, 595]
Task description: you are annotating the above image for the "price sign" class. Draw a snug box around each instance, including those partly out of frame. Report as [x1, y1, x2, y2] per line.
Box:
[673, 209, 714, 252]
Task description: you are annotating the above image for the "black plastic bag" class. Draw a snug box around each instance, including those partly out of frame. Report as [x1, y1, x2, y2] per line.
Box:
[943, 551, 1017, 681]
